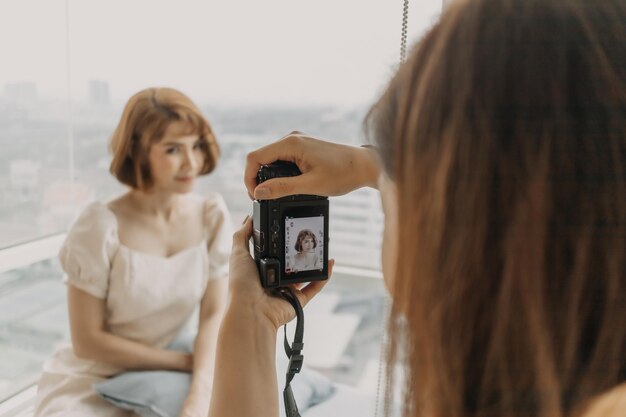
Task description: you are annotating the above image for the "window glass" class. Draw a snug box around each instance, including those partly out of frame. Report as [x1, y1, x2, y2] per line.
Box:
[0, 259, 389, 404]
[1, 1, 442, 259]
[0, 2, 70, 248]
[0, 0, 442, 402]
[0, 259, 67, 401]
[64, 0, 442, 270]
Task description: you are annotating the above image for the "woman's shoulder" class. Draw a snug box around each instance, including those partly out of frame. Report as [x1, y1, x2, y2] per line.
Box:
[201, 192, 228, 213]
[201, 192, 231, 229]
[583, 382, 626, 417]
[62, 202, 119, 252]
[59, 201, 120, 297]
[71, 201, 118, 233]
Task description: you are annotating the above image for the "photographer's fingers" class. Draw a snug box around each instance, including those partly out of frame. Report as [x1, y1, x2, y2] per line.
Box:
[232, 216, 253, 253]
[253, 176, 298, 200]
[253, 173, 322, 200]
[244, 153, 265, 199]
[293, 259, 335, 307]
[244, 134, 304, 198]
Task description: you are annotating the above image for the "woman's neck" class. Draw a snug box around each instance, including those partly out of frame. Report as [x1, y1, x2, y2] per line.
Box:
[126, 189, 185, 221]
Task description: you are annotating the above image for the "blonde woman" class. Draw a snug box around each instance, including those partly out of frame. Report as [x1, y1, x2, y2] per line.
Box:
[35, 87, 232, 417]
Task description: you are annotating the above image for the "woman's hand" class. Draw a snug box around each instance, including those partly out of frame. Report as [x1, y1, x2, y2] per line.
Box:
[178, 352, 194, 372]
[228, 216, 334, 331]
[244, 132, 380, 200]
[178, 388, 210, 417]
[67, 285, 199, 372]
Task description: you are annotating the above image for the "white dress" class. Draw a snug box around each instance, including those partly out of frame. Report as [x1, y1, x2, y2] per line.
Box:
[34, 193, 233, 417]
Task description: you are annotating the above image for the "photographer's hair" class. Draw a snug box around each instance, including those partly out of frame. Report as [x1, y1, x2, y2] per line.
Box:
[366, 0, 626, 416]
[294, 229, 318, 252]
[109, 87, 220, 190]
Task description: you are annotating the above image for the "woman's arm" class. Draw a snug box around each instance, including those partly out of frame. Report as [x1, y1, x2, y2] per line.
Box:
[178, 277, 228, 417]
[209, 217, 333, 417]
[209, 304, 280, 417]
[67, 285, 192, 371]
[244, 133, 381, 200]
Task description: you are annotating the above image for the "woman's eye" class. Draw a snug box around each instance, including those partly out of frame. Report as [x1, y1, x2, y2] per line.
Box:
[166, 147, 179, 154]
[193, 142, 204, 150]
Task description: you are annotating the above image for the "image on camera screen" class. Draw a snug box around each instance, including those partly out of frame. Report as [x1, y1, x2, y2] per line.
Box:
[284, 215, 324, 274]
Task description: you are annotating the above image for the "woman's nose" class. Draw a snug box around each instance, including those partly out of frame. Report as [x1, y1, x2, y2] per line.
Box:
[182, 149, 198, 170]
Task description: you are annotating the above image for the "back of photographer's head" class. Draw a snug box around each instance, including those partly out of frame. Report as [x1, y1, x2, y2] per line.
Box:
[366, 0, 626, 416]
[109, 87, 220, 190]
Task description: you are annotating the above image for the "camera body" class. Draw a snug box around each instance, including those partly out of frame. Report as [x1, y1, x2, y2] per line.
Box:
[253, 161, 329, 288]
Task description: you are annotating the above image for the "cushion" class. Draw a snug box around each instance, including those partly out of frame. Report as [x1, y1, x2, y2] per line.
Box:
[301, 383, 377, 417]
[95, 370, 191, 417]
[94, 334, 335, 417]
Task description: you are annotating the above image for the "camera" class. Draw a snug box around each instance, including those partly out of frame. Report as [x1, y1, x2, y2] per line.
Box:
[253, 161, 329, 288]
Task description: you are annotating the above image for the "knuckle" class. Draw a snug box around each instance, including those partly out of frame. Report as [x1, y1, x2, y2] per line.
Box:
[284, 134, 298, 144]
[284, 135, 304, 150]
[232, 229, 244, 242]
[245, 151, 256, 165]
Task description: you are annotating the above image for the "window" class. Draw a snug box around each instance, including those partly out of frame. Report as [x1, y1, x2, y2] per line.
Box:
[0, 0, 444, 404]
[0, 2, 70, 248]
[0, 260, 67, 401]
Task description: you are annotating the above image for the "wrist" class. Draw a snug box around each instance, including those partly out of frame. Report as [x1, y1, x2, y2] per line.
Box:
[186, 384, 212, 409]
[189, 374, 213, 394]
[223, 302, 279, 335]
[174, 352, 193, 372]
[357, 145, 381, 189]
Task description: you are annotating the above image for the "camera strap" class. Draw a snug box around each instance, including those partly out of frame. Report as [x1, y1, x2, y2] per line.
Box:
[276, 287, 304, 417]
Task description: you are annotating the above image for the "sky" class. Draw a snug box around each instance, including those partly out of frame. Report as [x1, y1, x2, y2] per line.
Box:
[1, 0, 443, 107]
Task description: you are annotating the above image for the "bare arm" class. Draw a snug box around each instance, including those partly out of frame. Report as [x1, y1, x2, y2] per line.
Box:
[209, 305, 280, 417]
[208, 218, 333, 417]
[178, 277, 228, 417]
[67, 285, 192, 371]
[244, 133, 381, 200]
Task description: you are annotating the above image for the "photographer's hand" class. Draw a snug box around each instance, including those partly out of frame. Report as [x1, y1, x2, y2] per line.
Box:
[229, 216, 334, 329]
[244, 132, 381, 200]
[208, 217, 334, 417]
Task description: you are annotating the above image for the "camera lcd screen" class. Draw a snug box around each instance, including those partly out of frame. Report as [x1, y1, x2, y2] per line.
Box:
[284, 215, 325, 274]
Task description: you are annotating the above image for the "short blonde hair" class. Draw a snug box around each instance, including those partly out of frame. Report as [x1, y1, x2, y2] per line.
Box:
[109, 87, 219, 190]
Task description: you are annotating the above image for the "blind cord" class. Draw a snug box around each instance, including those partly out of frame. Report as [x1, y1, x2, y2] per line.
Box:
[400, 0, 410, 63]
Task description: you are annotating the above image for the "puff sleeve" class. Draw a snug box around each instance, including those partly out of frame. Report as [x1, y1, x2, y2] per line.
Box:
[59, 202, 119, 299]
[203, 193, 234, 280]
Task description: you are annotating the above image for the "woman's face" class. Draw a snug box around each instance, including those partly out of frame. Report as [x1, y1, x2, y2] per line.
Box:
[148, 122, 205, 194]
[301, 236, 315, 253]
[379, 172, 398, 291]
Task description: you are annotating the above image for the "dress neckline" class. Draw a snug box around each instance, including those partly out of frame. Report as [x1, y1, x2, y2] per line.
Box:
[95, 201, 207, 261]
[118, 241, 206, 261]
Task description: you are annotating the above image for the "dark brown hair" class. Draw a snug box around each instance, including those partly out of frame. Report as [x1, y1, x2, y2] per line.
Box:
[294, 229, 318, 252]
[366, 0, 626, 416]
[109, 87, 220, 190]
